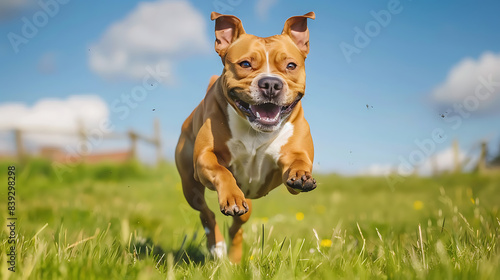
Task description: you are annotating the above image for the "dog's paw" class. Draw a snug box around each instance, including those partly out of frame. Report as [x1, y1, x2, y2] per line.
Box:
[286, 171, 317, 192]
[219, 190, 249, 216]
[209, 241, 227, 259]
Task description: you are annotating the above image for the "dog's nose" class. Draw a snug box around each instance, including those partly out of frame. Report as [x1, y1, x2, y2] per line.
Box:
[258, 77, 283, 98]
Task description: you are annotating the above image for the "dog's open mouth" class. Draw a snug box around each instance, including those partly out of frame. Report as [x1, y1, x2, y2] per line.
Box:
[234, 96, 301, 127]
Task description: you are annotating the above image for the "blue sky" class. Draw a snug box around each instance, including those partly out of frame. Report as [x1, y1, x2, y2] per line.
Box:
[1, 0, 499, 175]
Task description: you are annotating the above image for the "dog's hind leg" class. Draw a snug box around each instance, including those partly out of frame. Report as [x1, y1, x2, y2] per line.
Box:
[180, 175, 226, 258]
[228, 199, 252, 263]
[176, 136, 226, 258]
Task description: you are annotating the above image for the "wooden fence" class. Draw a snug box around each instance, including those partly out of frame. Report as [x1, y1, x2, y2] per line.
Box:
[430, 139, 500, 175]
[475, 140, 500, 174]
[1, 118, 163, 165]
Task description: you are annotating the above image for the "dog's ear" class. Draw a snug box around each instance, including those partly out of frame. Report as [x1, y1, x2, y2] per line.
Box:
[282, 12, 315, 56]
[211, 12, 246, 57]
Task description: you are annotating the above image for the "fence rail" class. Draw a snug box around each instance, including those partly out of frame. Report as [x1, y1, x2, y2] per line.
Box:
[0, 118, 163, 165]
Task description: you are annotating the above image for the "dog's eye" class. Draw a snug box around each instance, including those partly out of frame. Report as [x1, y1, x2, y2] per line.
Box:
[239, 61, 251, 68]
[286, 62, 297, 70]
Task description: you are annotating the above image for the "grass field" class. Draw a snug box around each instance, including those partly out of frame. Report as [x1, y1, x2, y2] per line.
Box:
[0, 159, 499, 279]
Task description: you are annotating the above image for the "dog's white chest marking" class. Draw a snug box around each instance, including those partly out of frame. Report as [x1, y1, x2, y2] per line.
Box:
[226, 105, 293, 197]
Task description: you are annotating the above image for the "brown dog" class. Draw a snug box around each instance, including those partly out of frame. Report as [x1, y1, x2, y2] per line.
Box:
[175, 11, 316, 263]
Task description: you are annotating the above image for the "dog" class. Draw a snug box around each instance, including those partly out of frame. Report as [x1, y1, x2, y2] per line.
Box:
[175, 11, 316, 263]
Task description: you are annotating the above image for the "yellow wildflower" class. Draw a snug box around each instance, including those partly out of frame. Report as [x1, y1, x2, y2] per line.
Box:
[296, 212, 304, 221]
[413, 200, 423, 210]
[320, 239, 332, 247]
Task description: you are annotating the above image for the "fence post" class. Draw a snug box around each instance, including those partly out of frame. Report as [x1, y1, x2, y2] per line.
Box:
[14, 129, 25, 161]
[128, 130, 137, 160]
[154, 118, 162, 165]
[477, 141, 487, 173]
[452, 140, 461, 173]
[77, 119, 88, 161]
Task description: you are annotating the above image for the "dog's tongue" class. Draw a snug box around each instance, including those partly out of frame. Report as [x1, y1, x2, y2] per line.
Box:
[250, 103, 281, 123]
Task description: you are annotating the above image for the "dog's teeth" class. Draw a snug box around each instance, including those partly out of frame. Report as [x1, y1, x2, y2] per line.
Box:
[256, 111, 261, 118]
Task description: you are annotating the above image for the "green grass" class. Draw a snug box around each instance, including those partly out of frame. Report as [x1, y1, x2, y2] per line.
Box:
[0, 159, 499, 279]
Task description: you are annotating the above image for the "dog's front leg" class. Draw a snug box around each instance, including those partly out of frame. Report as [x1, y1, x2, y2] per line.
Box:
[195, 151, 249, 216]
[278, 123, 317, 194]
[194, 121, 249, 216]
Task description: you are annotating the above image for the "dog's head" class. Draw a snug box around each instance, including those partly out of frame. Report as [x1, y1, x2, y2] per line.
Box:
[211, 12, 315, 132]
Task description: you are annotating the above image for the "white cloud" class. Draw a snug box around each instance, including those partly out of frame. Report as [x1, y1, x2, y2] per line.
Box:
[89, 0, 210, 83]
[255, 0, 279, 20]
[0, 95, 109, 148]
[431, 51, 500, 113]
[418, 147, 467, 175]
[360, 147, 469, 177]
